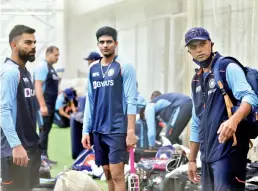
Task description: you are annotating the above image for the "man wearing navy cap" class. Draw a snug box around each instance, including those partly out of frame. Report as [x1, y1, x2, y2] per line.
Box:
[186, 27, 258, 190]
[84, 51, 101, 66]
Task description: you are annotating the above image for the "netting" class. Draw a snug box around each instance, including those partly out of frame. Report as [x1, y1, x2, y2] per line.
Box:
[1, 0, 258, 145]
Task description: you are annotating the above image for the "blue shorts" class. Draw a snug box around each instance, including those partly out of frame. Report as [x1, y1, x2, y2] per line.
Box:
[93, 133, 129, 166]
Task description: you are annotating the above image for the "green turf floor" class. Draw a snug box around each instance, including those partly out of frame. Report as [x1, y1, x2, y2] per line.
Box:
[47, 125, 108, 190]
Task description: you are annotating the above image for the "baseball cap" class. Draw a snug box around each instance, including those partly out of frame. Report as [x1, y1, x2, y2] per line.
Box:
[84, 52, 101, 61]
[64, 88, 74, 100]
[185, 27, 211, 46]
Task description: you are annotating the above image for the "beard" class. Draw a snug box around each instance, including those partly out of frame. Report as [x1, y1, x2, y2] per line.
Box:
[18, 49, 36, 62]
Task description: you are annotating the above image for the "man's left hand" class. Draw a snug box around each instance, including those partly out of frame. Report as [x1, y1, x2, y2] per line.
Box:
[126, 131, 137, 149]
[217, 118, 238, 143]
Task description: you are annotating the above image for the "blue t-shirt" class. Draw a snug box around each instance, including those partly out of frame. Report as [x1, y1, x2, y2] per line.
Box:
[1, 58, 40, 157]
[55, 93, 66, 110]
[83, 56, 137, 135]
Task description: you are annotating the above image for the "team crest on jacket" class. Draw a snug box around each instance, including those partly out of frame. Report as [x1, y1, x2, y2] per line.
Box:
[196, 86, 201, 93]
[209, 79, 216, 89]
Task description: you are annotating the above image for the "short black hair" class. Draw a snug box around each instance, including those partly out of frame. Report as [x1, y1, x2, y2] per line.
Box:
[46, 46, 59, 55]
[96, 26, 117, 41]
[9, 25, 35, 44]
[151, 91, 162, 98]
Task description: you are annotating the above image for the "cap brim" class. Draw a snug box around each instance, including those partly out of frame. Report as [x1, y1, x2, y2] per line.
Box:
[83, 57, 89, 60]
[67, 96, 74, 100]
[137, 104, 146, 108]
[185, 37, 209, 46]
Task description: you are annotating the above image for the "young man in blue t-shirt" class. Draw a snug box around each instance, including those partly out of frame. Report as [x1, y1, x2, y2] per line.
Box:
[82, 26, 137, 191]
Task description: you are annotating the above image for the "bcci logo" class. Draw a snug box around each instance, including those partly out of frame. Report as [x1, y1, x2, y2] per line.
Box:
[196, 86, 201, 93]
[108, 69, 114, 77]
[209, 79, 216, 89]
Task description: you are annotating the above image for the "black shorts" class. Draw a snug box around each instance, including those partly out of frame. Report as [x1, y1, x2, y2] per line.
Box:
[93, 133, 129, 166]
[1, 147, 41, 191]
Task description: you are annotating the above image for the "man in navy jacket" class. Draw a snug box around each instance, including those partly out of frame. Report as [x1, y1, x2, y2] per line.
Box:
[186, 27, 258, 191]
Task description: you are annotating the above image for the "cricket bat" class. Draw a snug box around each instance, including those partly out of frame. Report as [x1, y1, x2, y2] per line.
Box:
[128, 148, 139, 191]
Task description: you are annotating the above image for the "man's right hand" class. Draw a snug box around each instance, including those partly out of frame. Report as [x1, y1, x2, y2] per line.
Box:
[187, 161, 200, 183]
[12, 145, 30, 167]
[40, 105, 48, 116]
[81, 134, 91, 149]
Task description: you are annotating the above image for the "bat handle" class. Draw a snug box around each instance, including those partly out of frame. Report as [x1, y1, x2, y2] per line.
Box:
[232, 134, 237, 146]
[129, 148, 136, 174]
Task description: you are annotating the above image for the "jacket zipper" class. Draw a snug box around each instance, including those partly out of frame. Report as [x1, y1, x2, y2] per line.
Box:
[201, 72, 210, 162]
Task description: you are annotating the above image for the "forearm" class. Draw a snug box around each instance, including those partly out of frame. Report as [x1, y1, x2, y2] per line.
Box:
[71, 101, 76, 113]
[127, 114, 136, 133]
[35, 82, 46, 107]
[145, 103, 156, 146]
[231, 102, 251, 124]
[82, 99, 92, 135]
[189, 142, 200, 161]
[59, 108, 70, 119]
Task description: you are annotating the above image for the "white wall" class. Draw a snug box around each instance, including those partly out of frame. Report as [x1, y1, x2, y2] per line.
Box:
[64, 0, 184, 100]
[64, 0, 258, 100]
[66, 0, 126, 15]
[3, 0, 256, 102]
[0, 0, 66, 73]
